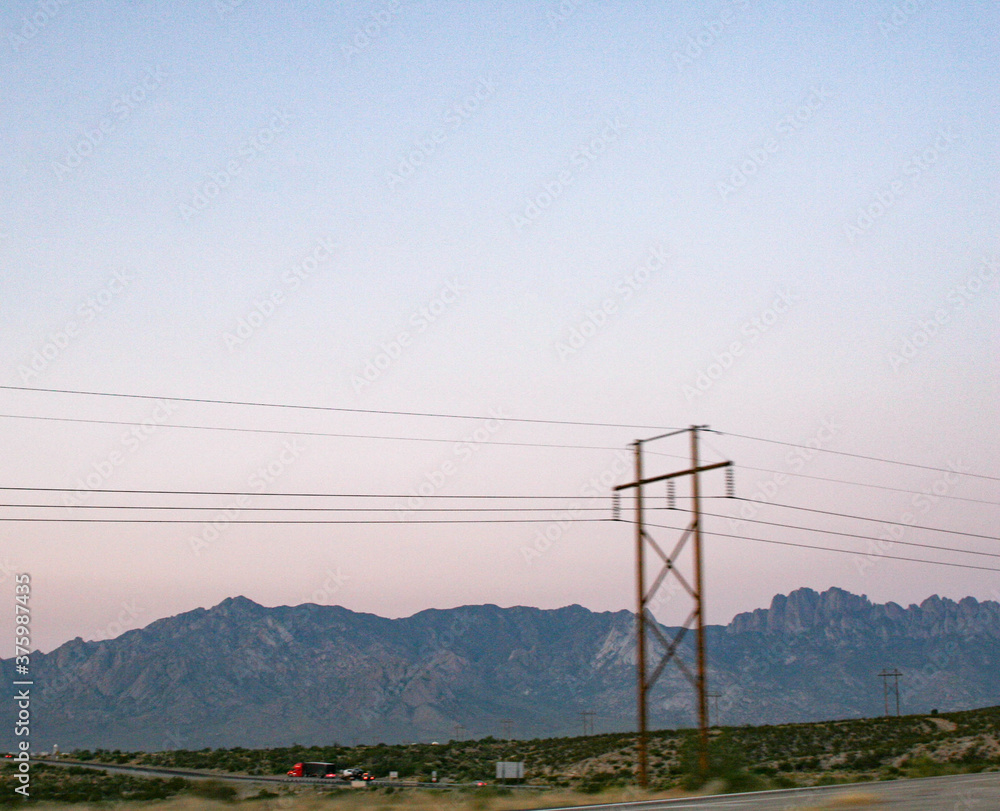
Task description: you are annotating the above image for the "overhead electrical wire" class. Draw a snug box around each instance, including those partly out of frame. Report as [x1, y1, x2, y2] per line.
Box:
[720, 430, 1000, 483]
[4, 512, 988, 573]
[0, 487, 992, 541]
[7, 414, 987, 506]
[640, 521, 1000, 574]
[1, 496, 990, 541]
[0, 384, 677, 433]
[2, 498, 994, 567]
[2, 385, 996, 570]
[4, 500, 993, 559]
[730, 499, 1000, 542]
[0, 516, 610, 525]
[726, 463, 1000, 508]
[695, 509, 1000, 560]
[0, 485, 611, 499]
[0, 412, 629, 453]
[3, 511, 995, 574]
[3, 494, 994, 573]
[0, 503, 614, 513]
[4, 384, 998, 482]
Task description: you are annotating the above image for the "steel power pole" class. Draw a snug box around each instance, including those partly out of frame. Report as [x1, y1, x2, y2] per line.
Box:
[879, 669, 902, 717]
[613, 426, 733, 787]
[706, 691, 722, 727]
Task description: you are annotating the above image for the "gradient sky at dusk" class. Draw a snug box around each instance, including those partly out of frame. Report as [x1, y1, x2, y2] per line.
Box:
[1, 0, 998, 652]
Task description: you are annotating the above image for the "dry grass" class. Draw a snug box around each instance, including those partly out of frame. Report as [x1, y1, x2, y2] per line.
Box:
[795, 792, 881, 809]
[21, 784, 699, 811]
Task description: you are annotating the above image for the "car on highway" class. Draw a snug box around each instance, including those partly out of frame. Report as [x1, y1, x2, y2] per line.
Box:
[339, 767, 374, 781]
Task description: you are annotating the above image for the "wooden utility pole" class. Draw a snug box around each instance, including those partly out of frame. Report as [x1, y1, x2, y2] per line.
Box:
[633, 440, 648, 786]
[691, 426, 709, 773]
[613, 426, 733, 787]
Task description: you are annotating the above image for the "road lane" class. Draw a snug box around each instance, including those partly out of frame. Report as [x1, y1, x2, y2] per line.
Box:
[524, 771, 1000, 810]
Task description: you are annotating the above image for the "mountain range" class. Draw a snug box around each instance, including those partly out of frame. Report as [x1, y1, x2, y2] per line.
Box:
[4, 587, 999, 751]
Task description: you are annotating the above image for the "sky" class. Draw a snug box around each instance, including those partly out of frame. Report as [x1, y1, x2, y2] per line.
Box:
[1, 0, 998, 654]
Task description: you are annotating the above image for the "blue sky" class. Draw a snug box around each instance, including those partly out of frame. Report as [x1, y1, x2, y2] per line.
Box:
[1, 0, 998, 652]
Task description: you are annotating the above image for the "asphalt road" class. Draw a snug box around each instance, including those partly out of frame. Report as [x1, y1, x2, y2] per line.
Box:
[35, 759, 295, 785]
[35, 760, 1000, 808]
[524, 771, 1000, 810]
[34, 758, 528, 791]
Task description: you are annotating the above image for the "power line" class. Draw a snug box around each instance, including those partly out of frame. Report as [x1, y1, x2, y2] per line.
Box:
[697, 509, 1000, 560]
[0, 516, 612, 525]
[7, 511, 995, 570]
[5, 500, 991, 549]
[14, 405, 994, 503]
[9, 414, 994, 509]
[640, 521, 1000, 574]
[7, 385, 995, 486]
[730, 464, 1000, 508]
[0, 485, 610, 499]
[720, 431, 1000, 483]
[733, 499, 1000, 543]
[0, 413, 625, 452]
[0, 503, 614, 513]
[0, 385, 677, 433]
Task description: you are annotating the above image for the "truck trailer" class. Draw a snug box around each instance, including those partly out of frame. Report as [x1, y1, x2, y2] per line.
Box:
[286, 762, 338, 778]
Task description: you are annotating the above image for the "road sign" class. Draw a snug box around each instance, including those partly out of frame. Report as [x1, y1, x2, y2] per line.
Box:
[496, 761, 524, 779]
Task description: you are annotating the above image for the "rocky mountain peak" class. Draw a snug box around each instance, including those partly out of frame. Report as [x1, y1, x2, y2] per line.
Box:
[728, 587, 1000, 640]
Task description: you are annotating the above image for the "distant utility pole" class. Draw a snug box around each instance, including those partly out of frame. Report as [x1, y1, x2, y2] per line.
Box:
[879, 669, 902, 717]
[501, 719, 513, 740]
[613, 425, 733, 788]
[580, 711, 596, 737]
[706, 691, 722, 727]
[452, 724, 465, 741]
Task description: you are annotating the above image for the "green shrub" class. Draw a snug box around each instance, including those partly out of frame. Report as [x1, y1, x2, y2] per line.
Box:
[725, 771, 765, 792]
[247, 788, 279, 800]
[188, 779, 238, 801]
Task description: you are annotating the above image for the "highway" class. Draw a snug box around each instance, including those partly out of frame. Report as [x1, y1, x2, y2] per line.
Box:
[34, 758, 534, 791]
[524, 771, 1000, 810]
[36, 760, 1000, 808]
[35, 759, 300, 785]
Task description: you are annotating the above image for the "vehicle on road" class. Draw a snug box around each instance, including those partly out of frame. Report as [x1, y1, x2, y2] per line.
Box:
[339, 767, 374, 781]
[286, 762, 338, 778]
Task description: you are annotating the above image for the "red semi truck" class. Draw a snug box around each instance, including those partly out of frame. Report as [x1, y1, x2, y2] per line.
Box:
[286, 762, 338, 778]
[286, 762, 374, 781]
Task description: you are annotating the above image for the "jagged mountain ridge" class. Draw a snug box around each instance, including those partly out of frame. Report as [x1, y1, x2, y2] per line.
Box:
[3, 588, 999, 750]
[728, 587, 1000, 639]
